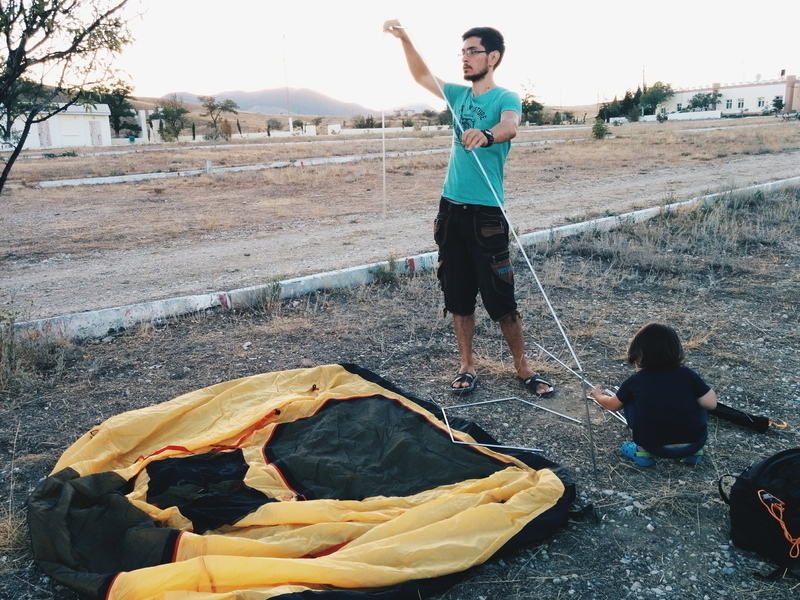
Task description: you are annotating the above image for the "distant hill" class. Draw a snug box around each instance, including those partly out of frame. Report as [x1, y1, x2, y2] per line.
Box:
[175, 88, 380, 117]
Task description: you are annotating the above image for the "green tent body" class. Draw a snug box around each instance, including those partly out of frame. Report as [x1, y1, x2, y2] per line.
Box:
[28, 364, 575, 600]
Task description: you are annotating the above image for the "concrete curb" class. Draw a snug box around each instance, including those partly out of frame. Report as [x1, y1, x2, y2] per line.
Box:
[15, 176, 800, 341]
[17, 293, 232, 341]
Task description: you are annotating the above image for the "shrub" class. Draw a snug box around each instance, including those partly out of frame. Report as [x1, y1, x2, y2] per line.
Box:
[370, 257, 399, 286]
[258, 278, 283, 315]
[591, 119, 610, 140]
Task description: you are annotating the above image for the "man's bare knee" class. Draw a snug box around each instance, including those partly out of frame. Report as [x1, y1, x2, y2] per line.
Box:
[498, 310, 522, 325]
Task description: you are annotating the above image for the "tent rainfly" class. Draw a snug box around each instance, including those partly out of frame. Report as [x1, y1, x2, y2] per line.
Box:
[28, 364, 575, 600]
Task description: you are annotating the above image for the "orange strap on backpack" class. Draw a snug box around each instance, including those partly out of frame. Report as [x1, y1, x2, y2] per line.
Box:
[759, 490, 800, 559]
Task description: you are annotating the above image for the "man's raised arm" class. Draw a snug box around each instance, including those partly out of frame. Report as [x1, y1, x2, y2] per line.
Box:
[383, 19, 444, 99]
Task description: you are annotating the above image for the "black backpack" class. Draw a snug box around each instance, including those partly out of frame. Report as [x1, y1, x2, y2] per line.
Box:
[719, 448, 800, 578]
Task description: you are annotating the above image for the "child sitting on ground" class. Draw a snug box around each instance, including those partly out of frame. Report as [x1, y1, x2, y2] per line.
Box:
[591, 322, 718, 466]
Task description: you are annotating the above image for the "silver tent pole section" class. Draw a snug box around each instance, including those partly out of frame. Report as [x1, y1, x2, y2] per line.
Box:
[582, 378, 598, 478]
[448, 396, 583, 424]
[527, 341, 627, 425]
[441, 402, 544, 453]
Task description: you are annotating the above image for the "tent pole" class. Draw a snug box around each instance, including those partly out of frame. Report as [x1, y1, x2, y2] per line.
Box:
[582, 376, 598, 480]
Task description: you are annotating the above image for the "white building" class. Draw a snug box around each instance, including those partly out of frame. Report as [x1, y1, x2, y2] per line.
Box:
[17, 103, 112, 150]
[660, 74, 798, 117]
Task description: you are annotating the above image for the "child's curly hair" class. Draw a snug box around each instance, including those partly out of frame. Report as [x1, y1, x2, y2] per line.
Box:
[627, 322, 686, 370]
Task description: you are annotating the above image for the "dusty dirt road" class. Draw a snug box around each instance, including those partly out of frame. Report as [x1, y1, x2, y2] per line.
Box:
[3, 122, 800, 321]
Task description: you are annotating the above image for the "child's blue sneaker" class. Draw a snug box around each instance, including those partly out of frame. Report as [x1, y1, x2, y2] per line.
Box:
[681, 449, 704, 464]
[620, 442, 655, 466]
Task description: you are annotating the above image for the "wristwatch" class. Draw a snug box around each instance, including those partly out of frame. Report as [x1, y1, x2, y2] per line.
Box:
[481, 129, 494, 147]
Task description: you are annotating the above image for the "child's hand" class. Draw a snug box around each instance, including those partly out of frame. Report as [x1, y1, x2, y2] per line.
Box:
[590, 386, 624, 411]
[590, 385, 606, 400]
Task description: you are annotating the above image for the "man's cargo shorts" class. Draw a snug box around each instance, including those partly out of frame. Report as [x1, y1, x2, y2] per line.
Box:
[433, 197, 517, 321]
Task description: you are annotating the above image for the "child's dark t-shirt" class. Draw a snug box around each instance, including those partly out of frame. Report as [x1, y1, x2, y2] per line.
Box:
[616, 366, 711, 447]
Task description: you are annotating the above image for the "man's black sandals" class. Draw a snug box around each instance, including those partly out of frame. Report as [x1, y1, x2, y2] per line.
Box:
[450, 372, 478, 395]
[519, 374, 555, 398]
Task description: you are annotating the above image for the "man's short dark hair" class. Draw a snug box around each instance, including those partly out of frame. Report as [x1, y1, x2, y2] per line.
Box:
[462, 27, 506, 69]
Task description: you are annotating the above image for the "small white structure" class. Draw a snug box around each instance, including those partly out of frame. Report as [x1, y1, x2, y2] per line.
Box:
[660, 74, 798, 117]
[18, 103, 112, 150]
[641, 111, 722, 122]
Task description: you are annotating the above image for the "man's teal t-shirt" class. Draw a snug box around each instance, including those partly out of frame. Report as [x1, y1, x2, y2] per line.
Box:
[442, 83, 521, 207]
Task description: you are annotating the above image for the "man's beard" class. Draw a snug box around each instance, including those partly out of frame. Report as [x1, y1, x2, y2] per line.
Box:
[463, 67, 488, 82]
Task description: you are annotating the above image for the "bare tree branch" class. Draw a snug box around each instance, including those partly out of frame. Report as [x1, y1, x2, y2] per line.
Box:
[0, 0, 134, 194]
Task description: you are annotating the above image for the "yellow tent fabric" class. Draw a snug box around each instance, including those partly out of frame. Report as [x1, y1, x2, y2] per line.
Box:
[30, 364, 571, 600]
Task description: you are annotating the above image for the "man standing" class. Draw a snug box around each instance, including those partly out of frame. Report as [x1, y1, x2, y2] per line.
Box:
[383, 20, 554, 397]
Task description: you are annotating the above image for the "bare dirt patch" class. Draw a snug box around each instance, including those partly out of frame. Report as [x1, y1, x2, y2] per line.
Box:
[1, 117, 800, 600]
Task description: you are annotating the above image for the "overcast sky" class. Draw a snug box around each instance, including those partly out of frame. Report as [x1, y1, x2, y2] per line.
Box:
[117, 0, 798, 111]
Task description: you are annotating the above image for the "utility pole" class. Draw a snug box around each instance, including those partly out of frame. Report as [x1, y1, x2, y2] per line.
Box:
[642, 66, 647, 116]
[284, 35, 293, 133]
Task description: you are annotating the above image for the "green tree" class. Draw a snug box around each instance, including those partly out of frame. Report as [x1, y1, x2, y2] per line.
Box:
[438, 107, 452, 126]
[83, 80, 139, 137]
[687, 91, 722, 111]
[421, 109, 437, 125]
[0, 0, 134, 195]
[597, 97, 622, 121]
[772, 96, 785, 113]
[620, 91, 636, 115]
[521, 89, 544, 125]
[352, 114, 380, 129]
[267, 118, 284, 131]
[198, 95, 239, 130]
[150, 94, 190, 142]
[292, 118, 304, 132]
[638, 82, 674, 115]
[633, 87, 643, 105]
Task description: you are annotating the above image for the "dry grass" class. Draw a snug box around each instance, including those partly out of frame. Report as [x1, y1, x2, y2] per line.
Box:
[0, 421, 27, 577]
[0, 503, 26, 576]
[525, 118, 800, 169]
[1, 309, 84, 397]
[554, 187, 800, 278]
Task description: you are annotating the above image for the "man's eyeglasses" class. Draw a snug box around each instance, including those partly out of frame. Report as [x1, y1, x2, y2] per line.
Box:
[459, 49, 488, 58]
